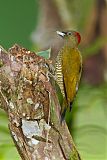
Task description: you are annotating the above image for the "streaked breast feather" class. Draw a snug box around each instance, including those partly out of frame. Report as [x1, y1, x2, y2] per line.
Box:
[55, 51, 65, 96]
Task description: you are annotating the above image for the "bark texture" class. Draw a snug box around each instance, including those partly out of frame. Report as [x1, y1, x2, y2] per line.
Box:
[0, 45, 81, 160]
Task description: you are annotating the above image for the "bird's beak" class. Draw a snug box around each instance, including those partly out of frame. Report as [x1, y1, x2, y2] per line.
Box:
[56, 31, 66, 37]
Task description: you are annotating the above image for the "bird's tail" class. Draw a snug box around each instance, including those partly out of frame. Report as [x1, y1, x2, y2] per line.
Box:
[60, 98, 67, 123]
[60, 99, 74, 123]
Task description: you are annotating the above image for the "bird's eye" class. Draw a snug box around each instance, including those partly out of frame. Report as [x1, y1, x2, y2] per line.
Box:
[67, 32, 72, 35]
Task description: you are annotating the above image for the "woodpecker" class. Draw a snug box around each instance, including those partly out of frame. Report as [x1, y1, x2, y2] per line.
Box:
[55, 30, 82, 121]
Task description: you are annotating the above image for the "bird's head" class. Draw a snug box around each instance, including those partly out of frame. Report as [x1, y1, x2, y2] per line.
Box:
[56, 30, 81, 47]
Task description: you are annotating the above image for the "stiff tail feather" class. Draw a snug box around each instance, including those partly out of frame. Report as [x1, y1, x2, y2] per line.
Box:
[60, 99, 74, 123]
[60, 98, 67, 123]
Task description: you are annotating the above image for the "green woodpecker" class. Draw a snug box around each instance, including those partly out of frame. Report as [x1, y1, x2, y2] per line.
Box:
[55, 30, 82, 121]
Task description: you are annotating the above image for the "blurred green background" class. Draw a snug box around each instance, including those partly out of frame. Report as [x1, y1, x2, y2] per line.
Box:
[0, 0, 107, 159]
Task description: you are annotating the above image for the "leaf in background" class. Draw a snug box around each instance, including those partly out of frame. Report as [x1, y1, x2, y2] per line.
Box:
[67, 84, 107, 160]
[0, 144, 20, 160]
[82, 36, 107, 58]
[0, 109, 19, 160]
[37, 48, 51, 59]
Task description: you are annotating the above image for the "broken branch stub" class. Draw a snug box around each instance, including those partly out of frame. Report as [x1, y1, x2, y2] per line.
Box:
[0, 44, 81, 160]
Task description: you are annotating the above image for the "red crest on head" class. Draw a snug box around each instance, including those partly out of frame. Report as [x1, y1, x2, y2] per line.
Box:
[75, 32, 81, 45]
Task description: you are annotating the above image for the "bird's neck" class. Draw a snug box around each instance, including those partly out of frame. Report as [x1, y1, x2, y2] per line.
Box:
[64, 43, 77, 50]
[64, 39, 77, 49]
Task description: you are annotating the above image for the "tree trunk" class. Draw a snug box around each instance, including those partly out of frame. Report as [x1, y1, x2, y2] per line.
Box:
[0, 45, 81, 160]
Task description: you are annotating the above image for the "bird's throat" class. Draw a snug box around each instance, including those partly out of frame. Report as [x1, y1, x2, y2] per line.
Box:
[64, 38, 78, 49]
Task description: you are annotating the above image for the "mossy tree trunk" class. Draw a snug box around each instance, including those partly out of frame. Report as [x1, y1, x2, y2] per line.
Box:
[0, 45, 81, 160]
